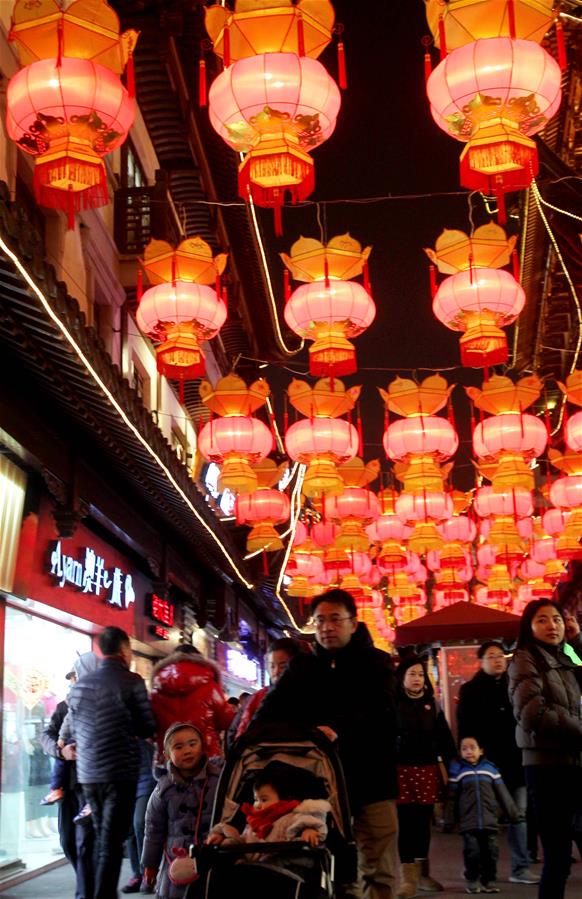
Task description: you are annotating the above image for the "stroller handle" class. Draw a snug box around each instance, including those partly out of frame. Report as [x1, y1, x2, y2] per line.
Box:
[202, 841, 331, 857]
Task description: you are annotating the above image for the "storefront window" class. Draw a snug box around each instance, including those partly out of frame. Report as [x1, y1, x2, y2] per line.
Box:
[1, 606, 91, 875]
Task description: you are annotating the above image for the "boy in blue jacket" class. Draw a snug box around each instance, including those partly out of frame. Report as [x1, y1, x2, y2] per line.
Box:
[445, 736, 520, 894]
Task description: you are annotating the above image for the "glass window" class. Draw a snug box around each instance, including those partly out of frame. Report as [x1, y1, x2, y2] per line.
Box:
[1, 607, 91, 874]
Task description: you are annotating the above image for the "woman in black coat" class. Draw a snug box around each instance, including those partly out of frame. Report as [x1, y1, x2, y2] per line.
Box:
[395, 655, 456, 898]
[508, 598, 582, 899]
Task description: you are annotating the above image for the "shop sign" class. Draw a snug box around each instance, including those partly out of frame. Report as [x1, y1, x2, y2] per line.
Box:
[226, 647, 259, 684]
[145, 593, 175, 641]
[49, 540, 136, 609]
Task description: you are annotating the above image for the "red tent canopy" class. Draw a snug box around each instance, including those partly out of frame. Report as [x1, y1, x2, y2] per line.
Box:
[395, 601, 521, 646]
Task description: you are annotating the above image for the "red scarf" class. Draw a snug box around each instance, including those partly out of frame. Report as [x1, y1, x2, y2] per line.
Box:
[241, 799, 300, 839]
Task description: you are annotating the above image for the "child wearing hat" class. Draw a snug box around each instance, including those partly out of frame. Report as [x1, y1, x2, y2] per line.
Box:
[141, 723, 222, 898]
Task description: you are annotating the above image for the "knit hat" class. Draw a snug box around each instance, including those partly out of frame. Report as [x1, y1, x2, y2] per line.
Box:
[163, 721, 206, 754]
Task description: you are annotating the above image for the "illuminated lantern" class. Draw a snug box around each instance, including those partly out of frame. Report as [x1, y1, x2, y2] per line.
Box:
[475, 561, 514, 607]
[384, 417, 458, 461]
[396, 491, 454, 555]
[235, 461, 289, 553]
[136, 238, 228, 394]
[7, 0, 138, 228]
[205, 1, 341, 232]
[426, 0, 557, 51]
[284, 378, 360, 497]
[312, 521, 340, 548]
[324, 458, 380, 551]
[367, 490, 413, 572]
[474, 485, 532, 565]
[198, 375, 273, 493]
[282, 234, 375, 376]
[426, 37, 561, 219]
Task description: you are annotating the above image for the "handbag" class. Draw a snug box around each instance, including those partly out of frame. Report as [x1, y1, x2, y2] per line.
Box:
[168, 773, 209, 886]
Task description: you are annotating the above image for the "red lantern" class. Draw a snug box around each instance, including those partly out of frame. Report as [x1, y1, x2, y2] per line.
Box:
[473, 413, 547, 459]
[384, 416, 458, 461]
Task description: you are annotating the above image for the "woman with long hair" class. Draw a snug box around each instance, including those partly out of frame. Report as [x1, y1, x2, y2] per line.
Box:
[508, 598, 582, 899]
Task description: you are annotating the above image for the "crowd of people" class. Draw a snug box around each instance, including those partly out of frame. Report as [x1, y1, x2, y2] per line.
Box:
[40, 592, 582, 899]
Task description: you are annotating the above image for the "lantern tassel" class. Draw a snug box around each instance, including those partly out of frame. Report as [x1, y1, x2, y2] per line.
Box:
[438, 16, 447, 60]
[363, 260, 371, 294]
[429, 264, 437, 299]
[215, 273, 221, 298]
[67, 185, 75, 231]
[422, 36, 433, 84]
[496, 188, 507, 225]
[507, 0, 517, 39]
[284, 268, 290, 302]
[324, 258, 330, 290]
[172, 253, 177, 287]
[199, 58, 207, 107]
[337, 38, 347, 89]
[556, 18, 567, 71]
[297, 14, 305, 57]
[262, 549, 269, 576]
[127, 53, 135, 99]
[357, 404, 364, 457]
[512, 248, 520, 283]
[57, 18, 63, 68]
[223, 25, 231, 67]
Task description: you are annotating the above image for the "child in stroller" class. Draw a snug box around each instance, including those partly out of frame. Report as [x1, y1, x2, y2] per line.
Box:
[190, 724, 357, 899]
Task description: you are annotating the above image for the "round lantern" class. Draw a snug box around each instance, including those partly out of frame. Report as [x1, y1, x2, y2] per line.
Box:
[549, 475, 582, 510]
[285, 418, 359, 497]
[384, 416, 458, 461]
[325, 487, 379, 551]
[474, 485, 533, 519]
[312, 521, 340, 547]
[284, 280, 376, 376]
[396, 491, 453, 524]
[236, 489, 290, 553]
[473, 414, 547, 459]
[426, 38, 561, 210]
[433, 268, 525, 367]
[565, 410, 582, 452]
[208, 53, 341, 227]
[136, 282, 227, 381]
[438, 516, 477, 543]
[198, 416, 273, 492]
[7, 57, 135, 226]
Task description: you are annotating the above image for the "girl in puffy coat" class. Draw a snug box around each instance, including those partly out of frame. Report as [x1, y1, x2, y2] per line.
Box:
[151, 644, 234, 761]
[508, 598, 582, 899]
[142, 723, 221, 899]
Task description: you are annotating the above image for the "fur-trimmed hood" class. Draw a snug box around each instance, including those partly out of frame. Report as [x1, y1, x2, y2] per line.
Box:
[152, 649, 223, 688]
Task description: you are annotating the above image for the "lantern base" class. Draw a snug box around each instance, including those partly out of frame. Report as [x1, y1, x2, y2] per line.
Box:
[34, 144, 108, 229]
[156, 328, 206, 381]
[220, 457, 258, 494]
[408, 521, 443, 555]
[239, 141, 314, 235]
[303, 457, 344, 498]
[309, 333, 357, 378]
[491, 454, 535, 494]
[335, 521, 370, 552]
[246, 523, 284, 554]
[460, 323, 508, 368]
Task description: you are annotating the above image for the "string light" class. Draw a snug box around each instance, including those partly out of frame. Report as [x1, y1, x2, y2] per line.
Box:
[275, 463, 307, 631]
[0, 236, 255, 590]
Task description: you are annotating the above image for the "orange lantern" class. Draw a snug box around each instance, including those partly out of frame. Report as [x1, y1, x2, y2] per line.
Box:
[205, 0, 341, 233]
[198, 375, 273, 493]
[282, 234, 375, 376]
[7, 0, 138, 228]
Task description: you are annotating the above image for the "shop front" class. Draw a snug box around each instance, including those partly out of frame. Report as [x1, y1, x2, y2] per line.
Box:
[0, 497, 154, 881]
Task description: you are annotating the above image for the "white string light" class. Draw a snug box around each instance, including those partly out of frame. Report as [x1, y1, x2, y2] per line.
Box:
[275, 463, 306, 631]
[0, 236, 255, 590]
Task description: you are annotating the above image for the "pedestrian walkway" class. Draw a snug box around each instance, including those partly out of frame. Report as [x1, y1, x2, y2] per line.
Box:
[1, 832, 581, 897]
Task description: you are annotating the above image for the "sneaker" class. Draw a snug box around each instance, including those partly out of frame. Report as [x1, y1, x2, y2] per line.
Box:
[465, 884, 481, 894]
[509, 869, 540, 884]
[121, 878, 142, 894]
[481, 886, 500, 894]
[73, 803, 92, 825]
[40, 788, 64, 806]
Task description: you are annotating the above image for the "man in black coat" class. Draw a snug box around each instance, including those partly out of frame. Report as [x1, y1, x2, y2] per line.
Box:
[68, 626, 156, 899]
[457, 641, 538, 886]
[251, 589, 399, 899]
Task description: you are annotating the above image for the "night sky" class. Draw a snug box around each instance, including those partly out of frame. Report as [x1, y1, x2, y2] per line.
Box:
[253, 0, 500, 491]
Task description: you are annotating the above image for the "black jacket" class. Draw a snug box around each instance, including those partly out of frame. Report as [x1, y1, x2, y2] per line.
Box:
[396, 692, 456, 768]
[457, 670, 524, 790]
[40, 699, 77, 790]
[250, 623, 398, 812]
[445, 757, 519, 833]
[68, 657, 156, 783]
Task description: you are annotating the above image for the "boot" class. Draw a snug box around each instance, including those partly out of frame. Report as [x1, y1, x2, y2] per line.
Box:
[396, 862, 419, 899]
[416, 858, 444, 892]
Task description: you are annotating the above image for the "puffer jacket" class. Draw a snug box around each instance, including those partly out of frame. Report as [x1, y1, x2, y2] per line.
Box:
[151, 651, 234, 759]
[68, 656, 156, 783]
[142, 758, 221, 899]
[211, 798, 330, 856]
[445, 758, 519, 833]
[508, 642, 582, 766]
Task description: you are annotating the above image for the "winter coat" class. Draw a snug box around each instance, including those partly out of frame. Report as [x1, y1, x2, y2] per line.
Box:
[457, 670, 524, 790]
[137, 740, 156, 799]
[396, 692, 456, 768]
[235, 686, 268, 741]
[211, 798, 330, 856]
[445, 757, 519, 833]
[68, 657, 156, 783]
[142, 758, 221, 899]
[151, 651, 234, 759]
[58, 652, 101, 743]
[508, 642, 582, 766]
[251, 623, 398, 812]
[40, 699, 76, 790]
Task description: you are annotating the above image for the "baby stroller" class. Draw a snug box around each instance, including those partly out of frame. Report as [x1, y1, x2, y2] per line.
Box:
[190, 722, 357, 899]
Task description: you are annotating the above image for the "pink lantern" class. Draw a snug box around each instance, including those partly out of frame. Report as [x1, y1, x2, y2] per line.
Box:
[293, 521, 308, 546]
[396, 491, 453, 524]
[312, 521, 340, 547]
[325, 488, 380, 524]
[285, 418, 359, 462]
[437, 516, 477, 543]
[384, 416, 458, 461]
[520, 559, 546, 580]
[367, 516, 413, 543]
[542, 508, 568, 536]
[198, 416, 273, 492]
[473, 414, 547, 459]
[565, 410, 582, 452]
[550, 476, 582, 510]
[286, 552, 324, 582]
[236, 489, 290, 552]
[474, 486, 533, 519]
[337, 551, 372, 578]
[530, 535, 558, 565]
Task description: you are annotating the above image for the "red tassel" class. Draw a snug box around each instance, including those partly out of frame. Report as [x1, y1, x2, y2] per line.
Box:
[324, 258, 330, 289]
[273, 202, 283, 237]
[438, 16, 447, 60]
[262, 549, 269, 576]
[223, 26, 231, 67]
[284, 268, 290, 302]
[423, 48, 432, 83]
[284, 393, 289, 434]
[363, 260, 371, 294]
[337, 38, 347, 89]
[556, 18, 567, 71]
[57, 18, 63, 68]
[137, 267, 143, 302]
[496, 188, 507, 225]
[127, 53, 135, 99]
[429, 264, 437, 299]
[297, 14, 305, 57]
[507, 0, 517, 39]
[357, 407, 364, 458]
[67, 185, 75, 230]
[199, 58, 207, 107]
[511, 249, 520, 283]
[215, 273, 221, 297]
[222, 286, 228, 306]
[171, 253, 177, 287]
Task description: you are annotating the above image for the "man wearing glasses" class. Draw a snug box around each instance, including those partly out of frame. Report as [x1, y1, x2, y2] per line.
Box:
[457, 641, 539, 886]
[251, 588, 398, 899]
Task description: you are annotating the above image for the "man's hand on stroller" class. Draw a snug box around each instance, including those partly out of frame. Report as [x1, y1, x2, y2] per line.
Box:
[206, 832, 225, 846]
[316, 726, 338, 742]
[300, 828, 322, 847]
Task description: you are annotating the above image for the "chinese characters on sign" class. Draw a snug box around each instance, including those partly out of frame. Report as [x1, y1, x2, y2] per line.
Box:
[149, 594, 174, 626]
[49, 540, 136, 609]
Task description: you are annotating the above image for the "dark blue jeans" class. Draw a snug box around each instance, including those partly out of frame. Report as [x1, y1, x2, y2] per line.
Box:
[83, 781, 137, 899]
[525, 765, 580, 899]
[462, 830, 498, 886]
